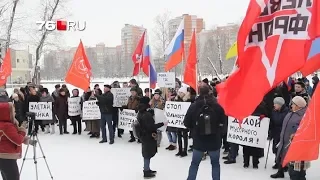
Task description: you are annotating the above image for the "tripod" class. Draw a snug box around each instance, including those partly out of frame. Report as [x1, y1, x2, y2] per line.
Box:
[19, 114, 54, 180]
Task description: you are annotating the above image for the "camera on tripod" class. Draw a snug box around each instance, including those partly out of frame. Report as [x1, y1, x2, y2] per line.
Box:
[26, 112, 36, 121]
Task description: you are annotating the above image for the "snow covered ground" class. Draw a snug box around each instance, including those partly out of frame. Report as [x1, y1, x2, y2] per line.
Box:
[5, 124, 319, 180]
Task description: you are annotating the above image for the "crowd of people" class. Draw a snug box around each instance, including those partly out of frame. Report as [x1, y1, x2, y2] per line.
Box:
[0, 74, 318, 180]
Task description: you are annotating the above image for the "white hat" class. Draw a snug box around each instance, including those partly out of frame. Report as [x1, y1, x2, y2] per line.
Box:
[292, 96, 307, 108]
[178, 86, 188, 95]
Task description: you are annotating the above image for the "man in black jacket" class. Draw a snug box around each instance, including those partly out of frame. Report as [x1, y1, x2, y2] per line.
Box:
[184, 85, 225, 180]
[95, 85, 114, 144]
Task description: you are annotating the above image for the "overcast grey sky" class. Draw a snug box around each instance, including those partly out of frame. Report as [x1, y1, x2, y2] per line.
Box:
[15, 0, 250, 48]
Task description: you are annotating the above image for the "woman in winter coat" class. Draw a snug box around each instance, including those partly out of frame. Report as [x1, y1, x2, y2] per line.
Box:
[11, 93, 25, 126]
[149, 89, 165, 147]
[0, 102, 35, 180]
[271, 96, 308, 179]
[174, 86, 191, 157]
[269, 97, 289, 169]
[55, 88, 69, 135]
[123, 87, 141, 142]
[69, 89, 82, 135]
[242, 101, 268, 169]
[165, 89, 177, 151]
[39, 88, 55, 134]
[83, 89, 101, 138]
[137, 97, 166, 179]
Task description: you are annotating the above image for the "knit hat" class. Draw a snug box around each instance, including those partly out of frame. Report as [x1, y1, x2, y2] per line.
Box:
[140, 96, 150, 105]
[274, 97, 285, 106]
[178, 86, 188, 95]
[292, 96, 307, 108]
[202, 78, 209, 84]
[154, 89, 162, 95]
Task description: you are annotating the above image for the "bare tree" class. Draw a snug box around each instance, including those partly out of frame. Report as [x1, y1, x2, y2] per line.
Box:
[4, 0, 19, 53]
[152, 11, 171, 59]
[32, 0, 64, 84]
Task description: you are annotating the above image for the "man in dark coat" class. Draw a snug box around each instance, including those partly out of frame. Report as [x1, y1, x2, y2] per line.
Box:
[184, 85, 226, 180]
[95, 85, 114, 144]
[138, 96, 166, 179]
[311, 75, 319, 96]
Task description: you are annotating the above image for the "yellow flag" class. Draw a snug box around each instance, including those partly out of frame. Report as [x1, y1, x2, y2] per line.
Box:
[225, 42, 237, 60]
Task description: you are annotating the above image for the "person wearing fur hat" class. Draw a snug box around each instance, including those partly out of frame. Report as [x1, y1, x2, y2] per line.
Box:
[271, 96, 308, 179]
[123, 87, 142, 142]
[269, 97, 289, 169]
[129, 79, 143, 97]
[149, 89, 165, 147]
[174, 86, 191, 157]
[137, 96, 167, 178]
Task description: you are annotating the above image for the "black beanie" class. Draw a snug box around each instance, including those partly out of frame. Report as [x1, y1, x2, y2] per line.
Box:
[202, 78, 209, 84]
[140, 97, 150, 106]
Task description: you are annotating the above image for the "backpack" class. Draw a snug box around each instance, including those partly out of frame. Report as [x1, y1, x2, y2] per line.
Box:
[195, 98, 219, 135]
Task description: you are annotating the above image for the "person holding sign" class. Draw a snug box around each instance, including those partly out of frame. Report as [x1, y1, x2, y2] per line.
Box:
[135, 97, 167, 179]
[69, 89, 82, 135]
[39, 88, 55, 134]
[174, 86, 191, 158]
[149, 89, 164, 147]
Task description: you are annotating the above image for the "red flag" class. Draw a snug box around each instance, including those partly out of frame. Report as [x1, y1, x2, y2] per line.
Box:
[282, 83, 320, 166]
[217, 0, 320, 121]
[65, 40, 91, 91]
[132, 31, 145, 76]
[184, 30, 197, 91]
[0, 49, 12, 86]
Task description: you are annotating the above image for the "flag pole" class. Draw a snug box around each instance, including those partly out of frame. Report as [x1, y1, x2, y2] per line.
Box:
[207, 57, 222, 82]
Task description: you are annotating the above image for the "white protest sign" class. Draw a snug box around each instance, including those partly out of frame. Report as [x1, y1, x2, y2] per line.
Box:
[82, 100, 101, 120]
[154, 108, 167, 131]
[227, 116, 270, 148]
[111, 88, 131, 107]
[118, 109, 137, 131]
[157, 72, 175, 88]
[29, 102, 53, 120]
[68, 97, 81, 116]
[165, 101, 191, 129]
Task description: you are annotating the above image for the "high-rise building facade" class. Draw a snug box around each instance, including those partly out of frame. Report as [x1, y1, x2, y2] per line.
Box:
[121, 24, 146, 77]
[10, 49, 33, 84]
[168, 14, 205, 75]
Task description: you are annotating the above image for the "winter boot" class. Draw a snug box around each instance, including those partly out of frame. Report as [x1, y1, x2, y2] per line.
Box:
[51, 125, 55, 134]
[168, 144, 176, 151]
[143, 171, 155, 179]
[270, 171, 285, 178]
[44, 125, 50, 134]
[180, 151, 187, 157]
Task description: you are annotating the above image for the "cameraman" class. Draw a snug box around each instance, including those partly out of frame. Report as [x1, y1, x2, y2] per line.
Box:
[0, 102, 30, 180]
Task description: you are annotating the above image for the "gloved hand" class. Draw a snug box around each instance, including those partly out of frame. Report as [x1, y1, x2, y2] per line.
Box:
[267, 136, 272, 141]
[119, 107, 124, 111]
[259, 115, 266, 120]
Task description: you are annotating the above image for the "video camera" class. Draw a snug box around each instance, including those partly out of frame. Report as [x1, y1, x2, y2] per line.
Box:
[26, 112, 36, 121]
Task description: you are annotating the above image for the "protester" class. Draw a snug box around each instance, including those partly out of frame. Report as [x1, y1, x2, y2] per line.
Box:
[136, 96, 166, 179]
[40, 88, 55, 134]
[292, 81, 310, 103]
[24, 85, 41, 135]
[129, 79, 143, 97]
[311, 75, 319, 96]
[83, 89, 101, 138]
[271, 96, 307, 179]
[184, 85, 225, 180]
[55, 88, 69, 135]
[95, 85, 114, 144]
[145, 88, 152, 98]
[175, 86, 191, 157]
[0, 102, 35, 180]
[111, 81, 124, 137]
[149, 89, 165, 147]
[165, 88, 177, 151]
[11, 93, 25, 126]
[70, 89, 82, 135]
[61, 84, 70, 97]
[304, 79, 313, 96]
[123, 87, 141, 143]
[51, 84, 60, 101]
[269, 97, 289, 169]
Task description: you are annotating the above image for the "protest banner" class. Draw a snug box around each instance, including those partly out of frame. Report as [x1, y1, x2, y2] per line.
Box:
[227, 116, 270, 148]
[29, 102, 53, 120]
[82, 100, 101, 120]
[118, 109, 137, 131]
[157, 72, 175, 88]
[154, 108, 167, 131]
[68, 97, 81, 116]
[111, 88, 131, 107]
[164, 101, 191, 129]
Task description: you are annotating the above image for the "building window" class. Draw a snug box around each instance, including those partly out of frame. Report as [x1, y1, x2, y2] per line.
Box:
[17, 59, 19, 63]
